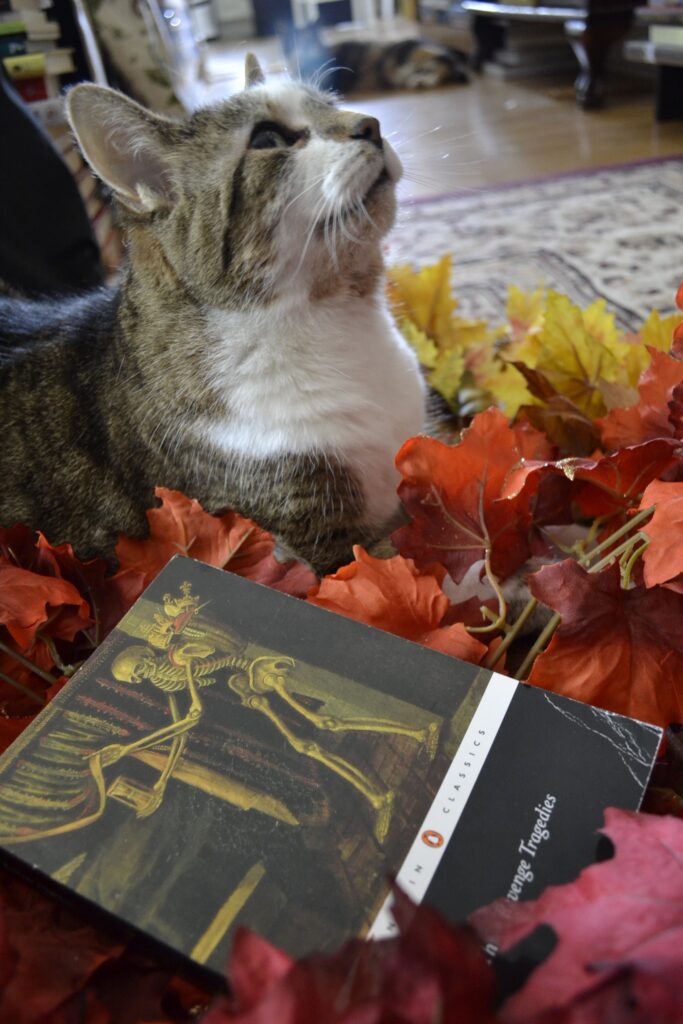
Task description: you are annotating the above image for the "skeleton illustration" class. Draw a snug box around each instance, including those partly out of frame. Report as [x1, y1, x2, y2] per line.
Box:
[97, 582, 440, 841]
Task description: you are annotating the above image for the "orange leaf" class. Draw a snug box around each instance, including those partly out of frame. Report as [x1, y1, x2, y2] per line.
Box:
[527, 560, 683, 729]
[641, 480, 683, 588]
[115, 488, 314, 594]
[308, 547, 487, 664]
[393, 408, 541, 583]
[598, 349, 683, 451]
[0, 566, 91, 650]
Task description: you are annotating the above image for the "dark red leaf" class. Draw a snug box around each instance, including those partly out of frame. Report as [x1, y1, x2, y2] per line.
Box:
[206, 888, 498, 1023]
[526, 560, 683, 729]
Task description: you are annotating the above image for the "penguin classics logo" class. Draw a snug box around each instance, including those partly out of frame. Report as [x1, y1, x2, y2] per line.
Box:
[421, 830, 444, 848]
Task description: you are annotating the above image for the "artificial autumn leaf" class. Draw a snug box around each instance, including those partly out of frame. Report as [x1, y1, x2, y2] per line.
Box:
[34, 534, 145, 644]
[0, 714, 34, 756]
[598, 348, 683, 451]
[668, 380, 683, 440]
[500, 439, 679, 525]
[507, 293, 630, 421]
[207, 887, 498, 1024]
[0, 565, 91, 651]
[640, 308, 683, 353]
[526, 560, 683, 729]
[561, 438, 680, 518]
[308, 546, 488, 664]
[0, 871, 124, 1023]
[521, 398, 600, 457]
[387, 255, 458, 340]
[640, 479, 683, 589]
[471, 808, 683, 1024]
[506, 284, 545, 347]
[387, 256, 493, 409]
[393, 408, 538, 584]
[673, 282, 683, 355]
[115, 488, 314, 595]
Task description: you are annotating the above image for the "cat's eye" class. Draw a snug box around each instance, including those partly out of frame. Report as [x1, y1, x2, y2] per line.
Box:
[249, 122, 291, 150]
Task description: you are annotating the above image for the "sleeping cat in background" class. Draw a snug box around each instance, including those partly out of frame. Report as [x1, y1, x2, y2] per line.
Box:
[281, 22, 469, 94]
[328, 38, 468, 93]
[0, 55, 425, 575]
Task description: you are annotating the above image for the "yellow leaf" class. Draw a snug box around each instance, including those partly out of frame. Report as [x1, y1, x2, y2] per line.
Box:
[481, 361, 536, 418]
[640, 309, 682, 352]
[615, 310, 682, 388]
[581, 298, 621, 353]
[526, 292, 631, 419]
[400, 320, 438, 369]
[506, 285, 545, 345]
[429, 348, 465, 406]
[387, 255, 457, 342]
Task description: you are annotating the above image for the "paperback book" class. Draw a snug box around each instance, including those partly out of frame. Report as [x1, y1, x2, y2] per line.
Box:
[0, 558, 662, 980]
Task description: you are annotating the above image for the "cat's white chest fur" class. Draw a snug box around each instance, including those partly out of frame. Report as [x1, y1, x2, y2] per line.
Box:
[200, 292, 426, 529]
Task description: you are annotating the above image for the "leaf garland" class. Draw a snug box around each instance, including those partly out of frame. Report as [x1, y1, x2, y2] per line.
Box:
[1, 256, 683, 1021]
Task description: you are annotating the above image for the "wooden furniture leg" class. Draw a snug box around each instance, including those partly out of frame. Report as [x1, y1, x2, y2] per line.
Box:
[470, 14, 505, 71]
[656, 65, 683, 121]
[564, 14, 633, 110]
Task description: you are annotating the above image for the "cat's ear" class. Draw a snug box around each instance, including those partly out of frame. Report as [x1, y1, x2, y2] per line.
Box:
[67, 84, 178, 214]
[245, 52, 265, 87]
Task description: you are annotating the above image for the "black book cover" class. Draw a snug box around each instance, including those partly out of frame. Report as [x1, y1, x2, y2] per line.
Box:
[0, 557, 662, 979]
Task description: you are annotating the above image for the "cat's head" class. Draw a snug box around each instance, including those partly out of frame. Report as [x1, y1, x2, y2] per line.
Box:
[67, 56, 401, 307]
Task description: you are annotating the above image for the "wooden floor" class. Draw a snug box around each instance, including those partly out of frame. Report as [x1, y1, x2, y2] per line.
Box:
[203, 36, 683, 200]
[354, 75, 683, 200]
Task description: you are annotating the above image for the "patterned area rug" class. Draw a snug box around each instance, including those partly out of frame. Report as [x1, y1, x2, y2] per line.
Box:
[388, 157, 683, 331]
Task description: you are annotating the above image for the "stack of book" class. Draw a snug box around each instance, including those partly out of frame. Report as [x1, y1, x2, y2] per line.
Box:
[0, 0, 76, 102]
[482, 21, 575, 78]
[626, 2, 683, 68]
[1, 0, 123, 276]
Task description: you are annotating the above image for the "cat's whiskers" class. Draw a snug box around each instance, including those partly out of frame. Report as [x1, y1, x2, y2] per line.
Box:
[291, 190, 330, 279]
[280, 172, 328, 218]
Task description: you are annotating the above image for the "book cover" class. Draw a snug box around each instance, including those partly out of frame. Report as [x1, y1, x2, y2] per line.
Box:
[0, 31, 25, 56]
[0, 557, 661, 979]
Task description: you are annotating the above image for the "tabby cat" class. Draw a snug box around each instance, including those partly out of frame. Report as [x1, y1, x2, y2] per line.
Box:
[0, 56, 425, 575]
[281, 24, 468, 95]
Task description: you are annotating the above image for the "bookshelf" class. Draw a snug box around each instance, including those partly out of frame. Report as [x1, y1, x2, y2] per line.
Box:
[0, 0, 122, 284]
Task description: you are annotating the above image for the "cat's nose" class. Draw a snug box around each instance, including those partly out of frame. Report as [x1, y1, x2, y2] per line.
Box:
[350, 116, 382, 150]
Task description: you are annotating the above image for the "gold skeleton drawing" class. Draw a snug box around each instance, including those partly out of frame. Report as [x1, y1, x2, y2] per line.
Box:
[96, 582, 441, 841]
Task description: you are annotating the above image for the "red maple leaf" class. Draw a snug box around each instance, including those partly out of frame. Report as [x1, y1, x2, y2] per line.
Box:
[308, 546, 488, 664]
[205, 887, 499, 1023]
[598, 349, 683, 451]
[561, 438, 681, 518]
[0, 871, 124, 1022]
[115, 488, 315, 595]
[471, 808, 683, 1024]
[393, 408, 541, 584]
[0, 565, 91, 651]
[526, 560, 683, 729]
[33, 534, 145, 644]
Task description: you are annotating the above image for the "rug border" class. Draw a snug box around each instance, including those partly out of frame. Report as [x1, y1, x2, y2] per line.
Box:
[398, 153, 683, 207]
